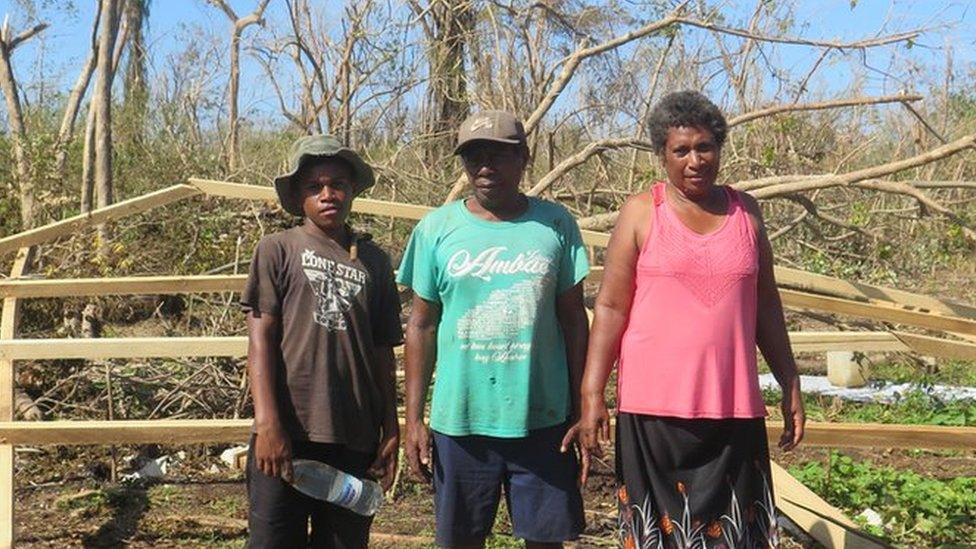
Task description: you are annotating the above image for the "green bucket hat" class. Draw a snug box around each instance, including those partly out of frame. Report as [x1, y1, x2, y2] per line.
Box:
[273, 135, 375, 216]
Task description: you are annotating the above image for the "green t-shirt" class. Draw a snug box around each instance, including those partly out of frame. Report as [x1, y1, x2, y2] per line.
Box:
[396, 197, 589, 437]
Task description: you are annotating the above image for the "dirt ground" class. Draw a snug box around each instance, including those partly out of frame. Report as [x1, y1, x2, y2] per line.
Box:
[17, 442, 972, 548]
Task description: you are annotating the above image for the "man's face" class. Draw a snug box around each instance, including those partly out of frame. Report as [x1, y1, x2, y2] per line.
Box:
[299, 159, 354, 232]
[459, 142, 527, 209]
[661, 125, 721, 200]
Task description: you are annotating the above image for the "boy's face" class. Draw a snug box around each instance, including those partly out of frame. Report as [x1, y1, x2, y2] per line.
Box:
[299, 159, 355, 233]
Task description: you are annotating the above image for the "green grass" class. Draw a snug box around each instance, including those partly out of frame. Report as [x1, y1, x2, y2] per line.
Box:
[762, 388, 976, 427]
[790, 452, 976, 546]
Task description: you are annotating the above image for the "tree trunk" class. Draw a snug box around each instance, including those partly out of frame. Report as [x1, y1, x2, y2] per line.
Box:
[228, 28, 242, 172]
[210, 0, 270, 174]
[54, 50, 97, 181]
[81, 99, 97, 213]
[0, 22, 48, 229]
[94, 0, 121, 249]
[95, 0, 121, 210]
[122, 0, 149, 142]
[425, 0, 473, 161]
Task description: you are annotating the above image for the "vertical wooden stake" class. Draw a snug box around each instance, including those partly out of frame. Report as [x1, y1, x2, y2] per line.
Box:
[0, 247, 33, 548]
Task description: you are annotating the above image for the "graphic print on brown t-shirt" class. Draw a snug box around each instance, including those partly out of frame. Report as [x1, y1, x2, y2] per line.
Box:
[301, 247, 367, 330]
[242, 226, 403, 452]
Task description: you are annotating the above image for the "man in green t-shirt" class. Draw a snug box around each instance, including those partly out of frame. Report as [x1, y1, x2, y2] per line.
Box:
[397, 111, 590, 548]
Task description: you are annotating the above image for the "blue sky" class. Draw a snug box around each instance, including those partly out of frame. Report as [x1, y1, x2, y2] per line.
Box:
[2, 0, 973, 124]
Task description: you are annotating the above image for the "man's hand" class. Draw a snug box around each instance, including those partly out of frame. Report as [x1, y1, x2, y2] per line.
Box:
[255, 423, 293, 482]
[369, 428, 400, 492]
[404, 420, 432, 482]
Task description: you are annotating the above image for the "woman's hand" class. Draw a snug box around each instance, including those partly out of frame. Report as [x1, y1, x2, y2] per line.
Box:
[560, 392, 611, 485]
[779, 383, 805, 451]
[255, 422, 293, 481]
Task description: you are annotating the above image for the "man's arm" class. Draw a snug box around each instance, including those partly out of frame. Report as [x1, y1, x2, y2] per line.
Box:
[403, 294, 441, 480]
[556, 282, 588, 422]
[247, 311, 293, 480]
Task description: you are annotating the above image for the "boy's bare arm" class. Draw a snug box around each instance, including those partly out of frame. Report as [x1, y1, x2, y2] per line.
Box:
[369, 345, 399, 490]
[247, 311, 293, 481]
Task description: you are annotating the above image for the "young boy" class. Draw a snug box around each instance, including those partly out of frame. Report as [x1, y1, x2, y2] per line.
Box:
[241, 135, 403, 548]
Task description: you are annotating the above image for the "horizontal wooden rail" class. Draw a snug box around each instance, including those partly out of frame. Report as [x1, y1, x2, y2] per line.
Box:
[780, 289, 976, 335]
[765, 421, 976, 450]
[775, 266, 976, 319]
[0, 337, 248, 360]
[0, 337, 405, 361]
[0, 419, 251, 445]
[1, 332, 971, 361]
[0, 275, 247, 298]
[0, 419, 972, 450]
[0, 185, 201, 257]
[189, 178, 612, 247]
[189, 178, 434, 221]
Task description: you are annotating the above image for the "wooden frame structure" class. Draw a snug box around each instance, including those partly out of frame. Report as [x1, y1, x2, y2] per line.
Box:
[1, 178, 975, 547]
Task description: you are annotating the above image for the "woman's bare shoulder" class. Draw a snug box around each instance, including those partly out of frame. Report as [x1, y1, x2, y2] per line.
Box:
[619, 190, 654, 222]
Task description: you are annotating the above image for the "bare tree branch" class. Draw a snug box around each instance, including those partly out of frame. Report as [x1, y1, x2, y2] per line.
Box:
[523, 5, 688, 135]
[527, 138, 652, 196]
[209, 0, 271, 173]
[852, 179, 976, 242]
[742, 133, 976, 198]
[728, 93, 924, 127]
[675, 16, 920, 50]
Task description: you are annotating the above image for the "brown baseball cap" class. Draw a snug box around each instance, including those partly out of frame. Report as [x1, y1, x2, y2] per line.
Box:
[454, 110, 527, 154]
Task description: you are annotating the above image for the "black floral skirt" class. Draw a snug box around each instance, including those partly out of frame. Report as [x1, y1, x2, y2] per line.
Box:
[615, 413, 779, 548]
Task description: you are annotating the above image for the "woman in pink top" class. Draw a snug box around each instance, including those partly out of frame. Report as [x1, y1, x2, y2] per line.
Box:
[562, 92, 804, 548]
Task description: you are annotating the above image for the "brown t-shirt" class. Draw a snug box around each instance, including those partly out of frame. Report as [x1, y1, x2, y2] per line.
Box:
[241, 226, 403, 452]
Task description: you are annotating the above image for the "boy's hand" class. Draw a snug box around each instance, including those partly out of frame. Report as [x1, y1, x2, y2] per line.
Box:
[255, 423, 293, 482]
[369, 429, 400, 492]
[404, 420, 432, 482]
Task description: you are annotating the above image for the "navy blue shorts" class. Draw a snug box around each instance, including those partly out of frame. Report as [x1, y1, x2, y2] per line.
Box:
[432, 422, 585, 546]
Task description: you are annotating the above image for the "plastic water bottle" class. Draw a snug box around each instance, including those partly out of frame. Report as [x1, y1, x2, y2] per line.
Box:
[289, 459, 383, 516]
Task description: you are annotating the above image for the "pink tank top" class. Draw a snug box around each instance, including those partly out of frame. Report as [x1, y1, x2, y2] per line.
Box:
[617, 182, 767, 418]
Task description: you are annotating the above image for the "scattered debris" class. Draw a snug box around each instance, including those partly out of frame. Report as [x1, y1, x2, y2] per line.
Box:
[759, 374, 976, 403]
[220, 445, 249, 470]
[122, 453, 183, 483]
[857, 508, 884, 527]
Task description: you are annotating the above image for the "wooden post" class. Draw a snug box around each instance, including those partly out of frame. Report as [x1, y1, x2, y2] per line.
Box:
[826, 351, 867, 388]
[0, 247, 33, 548]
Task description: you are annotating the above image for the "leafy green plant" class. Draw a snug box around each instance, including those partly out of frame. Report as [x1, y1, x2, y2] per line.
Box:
[790, 452, 976, 545]
[762, 388, 976, 427]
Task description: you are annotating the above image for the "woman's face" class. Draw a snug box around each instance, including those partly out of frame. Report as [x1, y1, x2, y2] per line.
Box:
[661, 125, 721, 199]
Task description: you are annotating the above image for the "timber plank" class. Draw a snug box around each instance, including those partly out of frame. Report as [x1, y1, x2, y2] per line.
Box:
[0, 185, 200, 256]
[771, 462, 884, 548]
[0, 275, 247, 298]
[0, 247, 32, 549]
[0, 419, 971, 450]
[780, 289, 976, 335]
[775, 266, 976, 319]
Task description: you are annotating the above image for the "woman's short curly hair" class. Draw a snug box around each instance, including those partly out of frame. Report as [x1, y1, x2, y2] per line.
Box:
[647, 91, 727, 154]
